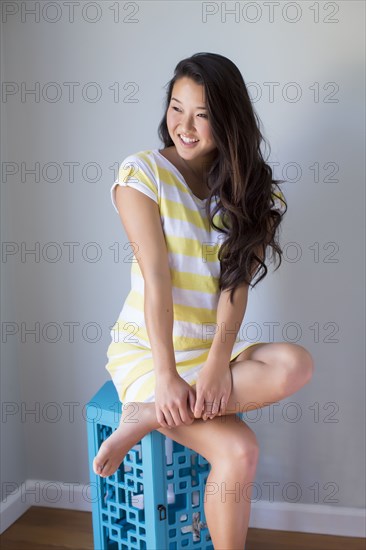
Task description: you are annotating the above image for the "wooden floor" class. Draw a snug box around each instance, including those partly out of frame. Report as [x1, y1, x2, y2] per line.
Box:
[0, 507, 364, 550]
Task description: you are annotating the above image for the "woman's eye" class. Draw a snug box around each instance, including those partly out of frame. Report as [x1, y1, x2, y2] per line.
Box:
[171, 106, 207, 119]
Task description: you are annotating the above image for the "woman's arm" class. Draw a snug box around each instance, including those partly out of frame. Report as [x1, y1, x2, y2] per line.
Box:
[206, 282, 249, 365]
[206, 233, 271, 366]
[193, 261, 259, 418]
[115, 184, 177, 378]
[144, 275, 177, 378]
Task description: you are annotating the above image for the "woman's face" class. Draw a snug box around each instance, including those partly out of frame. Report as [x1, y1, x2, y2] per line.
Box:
[166, 76, 217, 165]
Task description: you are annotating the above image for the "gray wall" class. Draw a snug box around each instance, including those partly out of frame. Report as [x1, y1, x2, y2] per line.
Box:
[1, 0, 365, 512]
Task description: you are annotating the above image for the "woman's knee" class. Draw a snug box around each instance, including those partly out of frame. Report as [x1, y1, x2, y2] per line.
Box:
[281, 344, 314, 392]
[216, 424, 260, 473]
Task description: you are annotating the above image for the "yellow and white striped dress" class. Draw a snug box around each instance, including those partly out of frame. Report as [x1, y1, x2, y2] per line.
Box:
[105, 149, 276, 404]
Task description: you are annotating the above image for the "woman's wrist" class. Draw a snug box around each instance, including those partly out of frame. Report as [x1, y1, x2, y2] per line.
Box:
[155, 366, 179, 379]
[203, 357, 231, 371]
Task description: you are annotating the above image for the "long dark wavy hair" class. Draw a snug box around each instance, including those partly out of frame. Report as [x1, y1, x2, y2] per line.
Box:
[158, 52, 287, 304]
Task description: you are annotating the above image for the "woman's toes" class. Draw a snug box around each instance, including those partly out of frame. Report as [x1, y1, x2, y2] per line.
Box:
[93, 456, 103, 475]
[95, 459, 107, 477]
[92, 408, 154, 478]
[101, 462, 113, 478]
[93, 444, 109, 475]
[93, 437, 124, 478]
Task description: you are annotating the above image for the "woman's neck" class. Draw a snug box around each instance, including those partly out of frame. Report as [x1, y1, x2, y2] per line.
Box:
[174, 147, 217, 184]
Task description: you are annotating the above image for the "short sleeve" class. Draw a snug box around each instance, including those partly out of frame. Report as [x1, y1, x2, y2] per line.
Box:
[111, 153, 159, 213]
[271, 188, 287, 215]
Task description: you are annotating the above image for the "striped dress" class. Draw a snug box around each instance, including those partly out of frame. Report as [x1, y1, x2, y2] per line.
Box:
[105, 149, 277, 404]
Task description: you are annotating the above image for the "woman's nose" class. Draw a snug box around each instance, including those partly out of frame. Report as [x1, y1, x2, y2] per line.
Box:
[180, 113, 195, 132]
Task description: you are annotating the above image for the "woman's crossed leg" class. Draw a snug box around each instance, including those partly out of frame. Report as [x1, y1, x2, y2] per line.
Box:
[93, 342, 313, 476]
[93, 341, 314, 546]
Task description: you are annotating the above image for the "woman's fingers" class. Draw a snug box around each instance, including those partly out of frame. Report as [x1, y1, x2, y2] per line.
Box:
[164, 404, 191, 428]
[179, 405, 194, 425]
[164, 407, 179, 428]
[156, 406, 170, 429]
[218, 396, 227, 416]
[171, 406, 186, 427]
[188, 390, 196, 417]
[205, 398, 222, 419]
[194, 396, 205, 418]
[195, 392, 225, 420]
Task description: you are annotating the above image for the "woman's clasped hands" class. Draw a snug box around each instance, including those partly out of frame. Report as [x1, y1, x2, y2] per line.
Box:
[154, 371, 197, 429]
[154, 361, 233, 429]
[193, 361, 233, 421]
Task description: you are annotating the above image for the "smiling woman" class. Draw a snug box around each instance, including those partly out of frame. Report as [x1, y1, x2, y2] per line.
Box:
[165, 76, 218, 191]
[94, 52, 313, 549]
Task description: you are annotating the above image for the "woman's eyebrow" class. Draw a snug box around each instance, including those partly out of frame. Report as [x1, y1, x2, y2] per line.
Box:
[171, 97, 207, 109]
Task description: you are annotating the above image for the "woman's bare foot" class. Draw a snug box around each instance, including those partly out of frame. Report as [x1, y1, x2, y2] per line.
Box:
[93, 402, 157, 478]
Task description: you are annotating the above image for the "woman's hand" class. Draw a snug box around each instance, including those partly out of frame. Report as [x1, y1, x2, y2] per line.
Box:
[193, 362, 232, 421]
[154, 372, 197, 429]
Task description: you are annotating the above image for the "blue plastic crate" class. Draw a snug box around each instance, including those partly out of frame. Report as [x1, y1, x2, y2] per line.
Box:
[87, 381, 216, 549]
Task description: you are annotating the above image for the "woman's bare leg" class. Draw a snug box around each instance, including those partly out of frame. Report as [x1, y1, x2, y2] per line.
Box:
[93, 342, 314, 478]
[156, 414, 259, 549]
[92, 400, 159, 477]
[214, 341, 314, 418]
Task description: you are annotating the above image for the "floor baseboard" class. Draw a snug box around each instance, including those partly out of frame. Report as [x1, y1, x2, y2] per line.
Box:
[1, 479, 365, 537]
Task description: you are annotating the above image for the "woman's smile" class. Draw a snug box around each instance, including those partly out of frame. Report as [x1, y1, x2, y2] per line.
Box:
[178, 134, 200, 147]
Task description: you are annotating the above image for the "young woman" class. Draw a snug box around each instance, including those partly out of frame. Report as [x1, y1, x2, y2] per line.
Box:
[93, 52, 314, 548]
